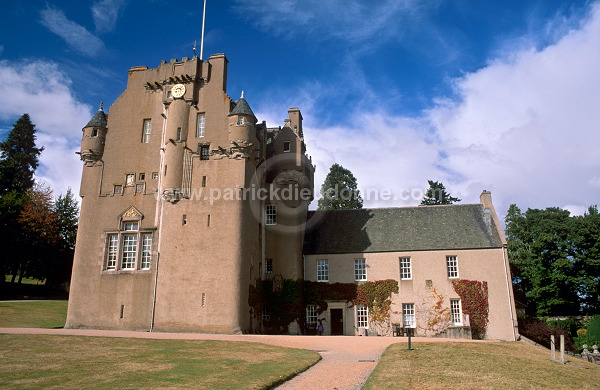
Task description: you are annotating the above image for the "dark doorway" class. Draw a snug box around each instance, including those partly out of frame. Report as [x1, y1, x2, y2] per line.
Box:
[330, 309, 344, 335]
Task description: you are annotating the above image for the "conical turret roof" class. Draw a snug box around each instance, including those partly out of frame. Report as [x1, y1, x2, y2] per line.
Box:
[85, 103, 108, 128]
[228, 92, 256, 121]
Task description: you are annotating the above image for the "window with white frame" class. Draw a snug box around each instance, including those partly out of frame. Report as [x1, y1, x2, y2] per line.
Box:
[450, 299, 462, 325]
[399, 257, 412, 280]
[446, 255, 459, 278]
[356, 305, 369, 328]
[354, 258, 366, 281]
[306, 305, 317, 327]
[265, 204, 277, 225]
[265, 259, 273, 274]
[402, 303, 415, 328]
[104, 219, 153, 271]
[142, 119, 151, 143]
[196, 113, 205, 138]
[317, 260, 329, 282]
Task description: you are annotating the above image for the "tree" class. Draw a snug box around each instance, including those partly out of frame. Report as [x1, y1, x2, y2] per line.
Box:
[0, 114, 44, 194]
[317, 163, 363, 210]
[49, 188, 79, 288]
[505, 204, 600, 316]
[420, 180, 461, 205]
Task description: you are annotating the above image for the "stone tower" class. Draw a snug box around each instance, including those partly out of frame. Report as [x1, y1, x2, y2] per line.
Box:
[66, 53, 314, 333]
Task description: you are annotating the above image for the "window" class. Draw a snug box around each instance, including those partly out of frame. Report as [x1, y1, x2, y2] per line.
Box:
[200, 145, 210, 160]
[356, 305, 369, 328]
[306, 305, 317, 327]
[113, 185, 123, 195]
[399, 257, 412, 280]
[450, 299, 462, 325]
[142, 119, 151, 143]
[354, 258, 366, 281]
[283, 141, 291, 152]
[125, 174, 135, 187]
[317, 260, 329, 282]
[152, 172, 159, 180]
[196, 113, 205, 138]
[135, 183, 145, 194]
[402, 303, 415, 328]
[265, 259, 273, 274]
[104, 220, 153, 271]
[265, 205, 277, 225]
[91, 128, 99, 137]
[202, 176, 207, 187]
[139, 173, 145, 181]
[176, 127, 182, 142]
[237, 116, 244, 125]
[446, 255, 459, 278]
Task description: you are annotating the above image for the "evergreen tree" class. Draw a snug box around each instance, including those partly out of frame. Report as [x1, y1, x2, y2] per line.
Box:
[0, 114, 44, 194]
[420, 180, 461, 205]
[49, 188, 79, 288]
[317, 163, 363, 210]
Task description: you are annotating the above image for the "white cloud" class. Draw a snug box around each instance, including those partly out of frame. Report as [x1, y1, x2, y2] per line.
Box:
[92, 0, 127, 34]
[0, 60, 91, 198]
[40, 5, 106, 58]
[261, 2, 600, 216]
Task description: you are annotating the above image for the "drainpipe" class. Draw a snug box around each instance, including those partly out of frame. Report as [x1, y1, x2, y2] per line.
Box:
[502, 245, 517, 340]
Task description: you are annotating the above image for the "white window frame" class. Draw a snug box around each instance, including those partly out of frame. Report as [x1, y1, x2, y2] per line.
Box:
[196, 113, 205, 138]
[317, 259, 329, 282]
[446, 255, 459, 278]
[402, 303, 416, 328]
[450, 299, 462, 325]
[399, 257, 412, 280]
[265, 259, 273, 274]
[104, 220, 153, 272]
[354, 258, 366, 281]
[356, 305, 369, 328]
[265, 204, 277, 225]
[306, 305, 318, 327]
[142, 119, 151, 143]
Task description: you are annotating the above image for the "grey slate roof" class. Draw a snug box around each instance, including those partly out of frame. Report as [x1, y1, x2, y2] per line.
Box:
[85, 107, 108, 128]
[303, 204, 503, 254]
[229, 97, 256, 120]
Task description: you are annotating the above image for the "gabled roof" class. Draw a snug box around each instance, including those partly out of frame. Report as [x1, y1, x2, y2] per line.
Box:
[303, 204, 503, 255]
[85, 105, 108, 128]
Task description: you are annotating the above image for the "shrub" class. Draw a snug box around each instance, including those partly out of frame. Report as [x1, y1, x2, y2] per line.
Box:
[518, 316, 575, 353]
[587, 315, 600, 342]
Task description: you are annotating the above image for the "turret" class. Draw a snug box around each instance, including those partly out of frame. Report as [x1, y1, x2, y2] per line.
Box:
[162, 88, 190, 202]
[79, 103, 108, 166]
[228, 92, 258, 146]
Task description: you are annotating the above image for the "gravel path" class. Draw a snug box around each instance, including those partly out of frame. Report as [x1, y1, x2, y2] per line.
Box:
[0, 328, 486, 389]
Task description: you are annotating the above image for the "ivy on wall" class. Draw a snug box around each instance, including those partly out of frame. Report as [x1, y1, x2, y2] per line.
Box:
[353, 279, 399, 328]
[418, 287, 451, 335]
[452, 279, 489, 339]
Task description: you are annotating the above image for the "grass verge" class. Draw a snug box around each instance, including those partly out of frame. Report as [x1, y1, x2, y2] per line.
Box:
[363, 341, 600, 390]
[0, 335, 320, 390]
[0, 300, 67, 328]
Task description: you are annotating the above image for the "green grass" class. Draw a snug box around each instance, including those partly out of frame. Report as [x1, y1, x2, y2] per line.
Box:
[0, 335, 320, 390]
[4, 276, 45, 285]
[363, 341, 600, 390]
[0, 300, 67, 328]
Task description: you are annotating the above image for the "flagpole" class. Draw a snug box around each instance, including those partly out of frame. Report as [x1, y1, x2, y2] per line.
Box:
[200, 0, 207, 60]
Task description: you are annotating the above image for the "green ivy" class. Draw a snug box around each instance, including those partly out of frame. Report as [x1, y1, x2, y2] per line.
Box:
[451, 279, 489, 339]
[353, 279, 399, 326]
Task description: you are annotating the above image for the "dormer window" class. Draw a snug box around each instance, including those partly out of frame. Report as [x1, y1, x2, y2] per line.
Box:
[283, 141, 291, 152]
[91, 128, 99, 138]
[237, 116, 244, 125]
[104, 207, 153, 271]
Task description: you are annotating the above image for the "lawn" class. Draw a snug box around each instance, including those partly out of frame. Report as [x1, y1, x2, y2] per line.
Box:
[0, 335, 321, 390]
[363, 341, 600, 390]
[0, 300, 67, 328]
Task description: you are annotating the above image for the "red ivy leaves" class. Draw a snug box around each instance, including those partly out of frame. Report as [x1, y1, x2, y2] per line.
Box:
[451, 279, 489, 339]
[353, 279, 399, 325]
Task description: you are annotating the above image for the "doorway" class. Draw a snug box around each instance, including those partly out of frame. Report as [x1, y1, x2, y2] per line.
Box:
[330, 308, 344, 335]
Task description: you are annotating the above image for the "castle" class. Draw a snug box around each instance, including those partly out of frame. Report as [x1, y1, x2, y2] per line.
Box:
[66, 53, 518, 340]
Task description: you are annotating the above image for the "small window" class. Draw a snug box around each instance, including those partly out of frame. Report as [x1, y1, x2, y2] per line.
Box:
[354, 258, 366, 281]
[122, 222, 139, 231]
[125, 174, 135, 187]
[113, 185, 123, 195]
[140, 234, 152, 270]
[142, 119, 152, 143]
[135, 183, 145, 194]
[182, 215, 187, 226]
[265, 205, 277, 225]
[402, 303, 415, 328]
[201, 293, 206, 307]
[196, 113, 205, 138]
[265, 259, 273, 274]
[317, 260, 329, 282]
[283, 141, 291, 152]
[200, 145, 210, 160]
[176, 127, 182, 142]
[450, 299, 462, 325]
[139, 173, 145, 181]
[202, 176, 207, 187]
[400, 257, 412, 280]
[446, 256, 459, 278]
[356, 305, 369, 328]
[152, 172, 159, 180]
[91, 128, 99, 138]
[237, 116, 244, 125]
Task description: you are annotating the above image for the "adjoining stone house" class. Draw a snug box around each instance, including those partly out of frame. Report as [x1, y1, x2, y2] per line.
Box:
[65, 52, 518, 340]
[303, 193, 518, 340]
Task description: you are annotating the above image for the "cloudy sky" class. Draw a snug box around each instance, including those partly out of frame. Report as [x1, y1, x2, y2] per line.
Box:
[0, 0, 598, 218]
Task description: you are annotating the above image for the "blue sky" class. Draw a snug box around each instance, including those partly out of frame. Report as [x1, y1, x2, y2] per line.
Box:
[1, 0, 599, 217]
